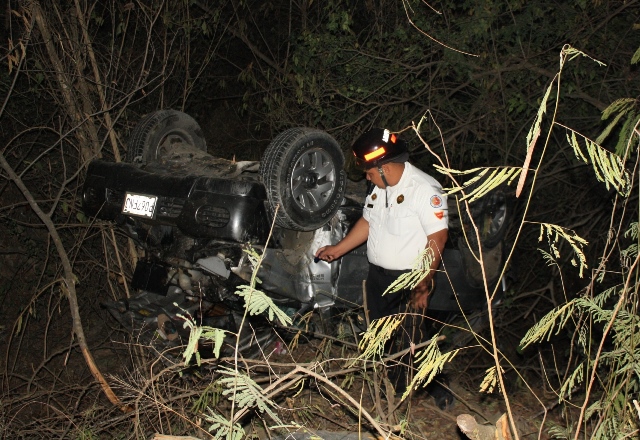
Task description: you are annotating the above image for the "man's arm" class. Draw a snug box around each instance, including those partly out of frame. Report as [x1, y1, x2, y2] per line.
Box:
[315, 217, 370, 262]
[411, 228, 448, 309]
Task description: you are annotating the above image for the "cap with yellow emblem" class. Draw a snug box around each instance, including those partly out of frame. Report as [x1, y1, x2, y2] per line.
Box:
[352, 128, 409, 169]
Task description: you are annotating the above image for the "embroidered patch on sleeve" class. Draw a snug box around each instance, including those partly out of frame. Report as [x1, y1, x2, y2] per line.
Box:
[430, 195, 443, 208]
[435, 211, 444, 220]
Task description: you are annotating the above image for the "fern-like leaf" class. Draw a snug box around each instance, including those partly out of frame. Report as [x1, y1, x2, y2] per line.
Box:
[624, 222, 639, 240]
[235, 285, 292, 326]
[384, 247, 434, 295]
[519, 300, 577, 350]
[632, 46, 640, 65]
[515, 74, 554, 197]
[565, 129, 630, 196]
[402, 336, 459, 399]
[479, 365, 503, 394]
[217, 366, 283, 425]
[558, 362, 584, 403]
[178, 310, 227, 366]
[585, 399, 603, 420]
[539, 248, 559, 268]
[206, 410, 245, 440]
[434, 165, 521, 202]
[601, 98, 635, 122]
[354, 315, 404, 363]
[613, 109, 639, 157]
[537, 223, 588, 277]
[548, 424, 573, 440]
[561, 45, 606, 67]
[592, 285, 622, 308]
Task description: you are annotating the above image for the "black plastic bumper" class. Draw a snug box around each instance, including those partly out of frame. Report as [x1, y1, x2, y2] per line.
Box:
[82, 160, 270, 243]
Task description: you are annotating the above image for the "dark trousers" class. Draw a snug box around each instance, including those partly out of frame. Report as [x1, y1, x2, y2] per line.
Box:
[366, 263, 428, 393]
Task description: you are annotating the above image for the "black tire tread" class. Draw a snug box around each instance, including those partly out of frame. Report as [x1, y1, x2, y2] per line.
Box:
[477, 190, 508, 248]
[125, 110, 206, 165]
[260, 128, 346, 231]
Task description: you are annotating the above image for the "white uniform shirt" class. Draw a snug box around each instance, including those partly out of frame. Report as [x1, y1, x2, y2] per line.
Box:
[362, 162, 448, 270]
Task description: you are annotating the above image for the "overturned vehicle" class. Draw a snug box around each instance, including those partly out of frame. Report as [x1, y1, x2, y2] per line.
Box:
[82, 110, 510, 358]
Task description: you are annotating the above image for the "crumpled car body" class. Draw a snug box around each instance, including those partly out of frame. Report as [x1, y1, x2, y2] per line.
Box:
[82, 110, 510, 355]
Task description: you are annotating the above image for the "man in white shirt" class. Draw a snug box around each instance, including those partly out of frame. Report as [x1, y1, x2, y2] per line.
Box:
[315, 128, 448, 394]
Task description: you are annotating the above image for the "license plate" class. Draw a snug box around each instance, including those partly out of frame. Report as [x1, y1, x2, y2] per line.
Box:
[122, 192, 158, 218]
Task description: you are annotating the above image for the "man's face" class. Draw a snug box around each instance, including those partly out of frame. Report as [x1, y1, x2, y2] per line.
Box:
[365, 166, 385, 188]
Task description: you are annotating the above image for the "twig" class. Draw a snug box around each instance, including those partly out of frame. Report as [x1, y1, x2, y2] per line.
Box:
[0, 148, 128, 412]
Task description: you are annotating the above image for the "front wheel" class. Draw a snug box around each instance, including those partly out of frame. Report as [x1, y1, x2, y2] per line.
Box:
[260, 128, 347, 231]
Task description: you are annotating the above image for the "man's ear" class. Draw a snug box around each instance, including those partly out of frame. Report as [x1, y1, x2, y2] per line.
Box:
[382, 163, 399, 175]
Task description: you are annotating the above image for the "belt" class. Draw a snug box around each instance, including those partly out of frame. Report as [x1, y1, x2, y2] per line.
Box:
[369, 263, 411, 277]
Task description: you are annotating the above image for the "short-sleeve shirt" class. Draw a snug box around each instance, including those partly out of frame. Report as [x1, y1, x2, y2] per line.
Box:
[362, 162, 448, 270]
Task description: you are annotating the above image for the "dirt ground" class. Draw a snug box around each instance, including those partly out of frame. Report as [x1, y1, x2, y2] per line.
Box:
[216, 327, 566, 440]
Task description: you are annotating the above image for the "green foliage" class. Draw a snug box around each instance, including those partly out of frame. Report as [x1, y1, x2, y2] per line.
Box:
[217, 367, 283, 423]
[203, 366, 289, 439]
[520, 301, 577, 351]
[191, 382, 224, 414]
[384, 247, 435, 295]
[479, 365, 503, 394]
[596, 98, 640, 158]
[355, 315, 404, 362]
[354, 315, 404, 364]
[179, 238, 293, 438]
[434, 165, 521, 202]
[9, 0, 640, 436]
[235, 284, 292, 326]
[565, 129, 631, 196]
[179, 311, 227, 366]
[235, 247, 292, 326]
[537, 223, 588, 278]
[521, 237, 640, 437]
[205, 411, 245, 440]
[632, 45, 640, 64]
[403, 336, 459, 399]
[548, 424, 573, 439]
[558, 362, 583, 402]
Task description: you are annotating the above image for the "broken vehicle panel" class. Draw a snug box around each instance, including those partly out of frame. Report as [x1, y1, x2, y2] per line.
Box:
[83, 110, 510, 358]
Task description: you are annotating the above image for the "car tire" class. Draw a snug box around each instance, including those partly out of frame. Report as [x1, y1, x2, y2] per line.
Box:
[474, 189, 508, 248]
[260, 128, 347, 231]
[459, 188, 508, 249]
[126, 109, 207, 165]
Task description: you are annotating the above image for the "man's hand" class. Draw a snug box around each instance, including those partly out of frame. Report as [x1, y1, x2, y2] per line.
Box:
[315, 217, 370, 263]
[411, 277, 434, 310]
[315, 245, 343, 262]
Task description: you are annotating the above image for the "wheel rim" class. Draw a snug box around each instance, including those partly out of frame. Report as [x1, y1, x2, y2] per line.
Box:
[481, 193, 507, 240]
[289, 147, 337, 213]
[154, 131, 193, 160]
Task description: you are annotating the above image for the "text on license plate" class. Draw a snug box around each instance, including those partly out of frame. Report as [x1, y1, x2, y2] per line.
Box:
[122, 193, 157, 218]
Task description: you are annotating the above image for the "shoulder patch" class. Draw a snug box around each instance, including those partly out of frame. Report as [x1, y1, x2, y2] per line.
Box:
[430, 195, 443, 208]
[435, 211, 444, 220]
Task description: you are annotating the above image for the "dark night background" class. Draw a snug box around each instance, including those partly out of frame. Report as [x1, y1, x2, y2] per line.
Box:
[0, 1, 639, 438]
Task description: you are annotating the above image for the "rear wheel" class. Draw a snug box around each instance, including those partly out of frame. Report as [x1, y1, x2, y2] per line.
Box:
[126, 110, 207, 165]
[260, 128, 347, 231]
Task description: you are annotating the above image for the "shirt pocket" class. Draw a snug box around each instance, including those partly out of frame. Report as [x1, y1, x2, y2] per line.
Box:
[387, 207, 413, 236]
